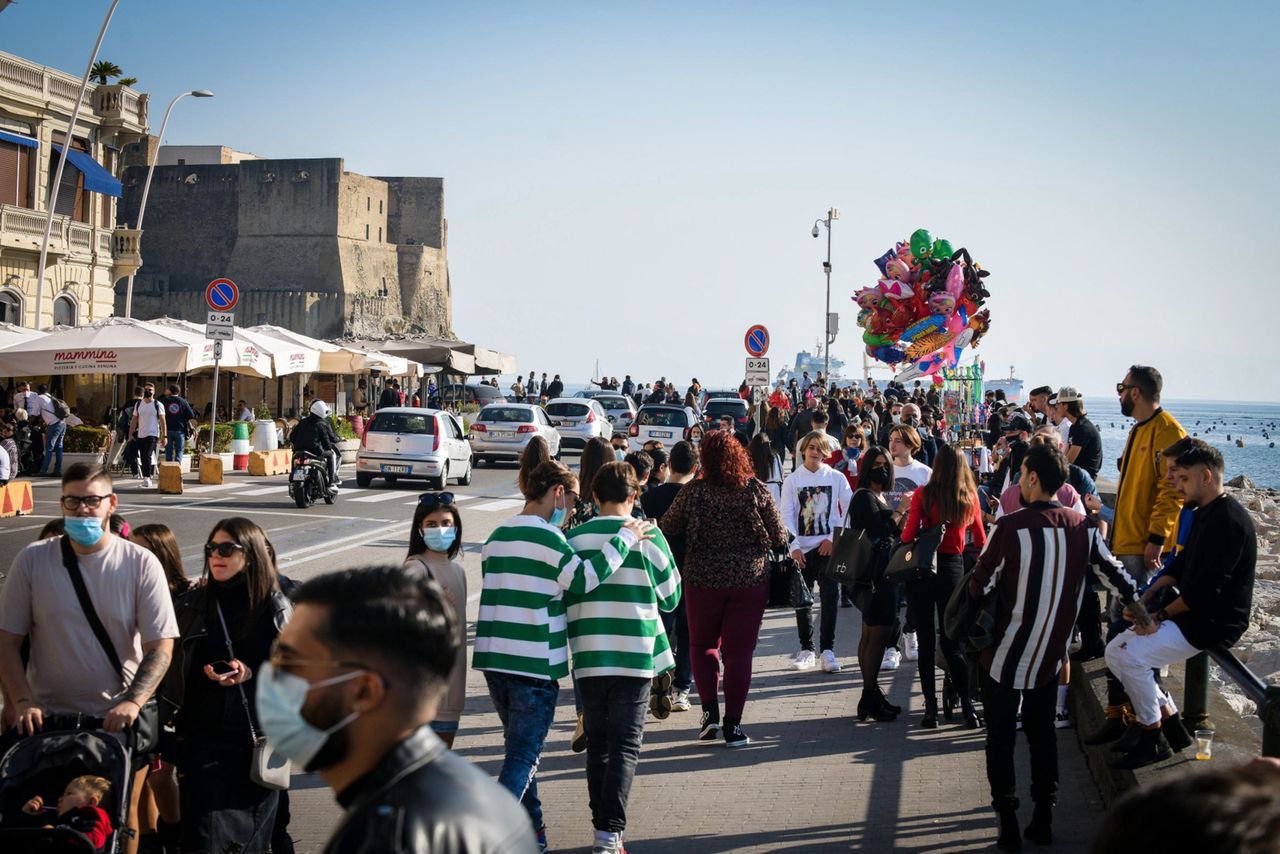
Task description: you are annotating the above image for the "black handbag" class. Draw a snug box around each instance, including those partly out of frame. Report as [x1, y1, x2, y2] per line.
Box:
[944, 567, 1000, 652]
[767, 549, 799, 609]
[788, 553, 814, 609]
[825, 525, 873, 586]
[59, 537, 161, 753]
[884, 523, 946, 585]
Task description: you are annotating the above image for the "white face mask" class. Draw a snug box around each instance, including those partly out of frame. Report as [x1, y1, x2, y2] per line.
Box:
[255, 662, 364, 770]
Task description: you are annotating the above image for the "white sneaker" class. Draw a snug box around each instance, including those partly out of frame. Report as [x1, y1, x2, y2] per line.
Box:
[141, 477, 152, 489]
[882, 648, 901, 672]
[592, 831, 623, 854]
[670, 688, 691, 712]
[902, 632, 919, 661]
[791, 650, 817, 670]
[1054, 708, 1073, 729]
[820, 649, 842, 673]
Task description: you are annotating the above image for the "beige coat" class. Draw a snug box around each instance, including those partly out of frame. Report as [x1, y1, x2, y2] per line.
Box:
[406, 551, 468, 725]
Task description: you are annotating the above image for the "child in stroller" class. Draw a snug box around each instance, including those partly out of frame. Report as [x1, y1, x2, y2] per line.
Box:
[20, 774, 113, 848]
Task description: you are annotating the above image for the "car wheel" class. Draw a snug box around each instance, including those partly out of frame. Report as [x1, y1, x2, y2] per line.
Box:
[355, 472, 373, 488]
[431, 463, 448, 491]
[459, 458, 473, 486]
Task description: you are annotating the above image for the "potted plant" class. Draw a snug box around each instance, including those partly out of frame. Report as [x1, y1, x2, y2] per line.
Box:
[63, 425, 112, 467]
[196, 423, 235, 469]
[329, 415, 361, 464]
[251, 402, 280, 452]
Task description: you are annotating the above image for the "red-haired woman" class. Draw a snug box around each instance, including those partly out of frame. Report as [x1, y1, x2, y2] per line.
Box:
[659, 431, 788, 747]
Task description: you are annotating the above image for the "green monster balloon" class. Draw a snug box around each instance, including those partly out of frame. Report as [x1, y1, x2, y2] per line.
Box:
[932, 238, 954, 260]
[909, 228, 933, 260]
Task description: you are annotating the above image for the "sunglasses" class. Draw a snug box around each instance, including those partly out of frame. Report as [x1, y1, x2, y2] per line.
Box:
[418, 492, 455, 508]
[60, 494, 113, 511]
[1116, 383, 1138, 394]
[204, 542, 246, 558]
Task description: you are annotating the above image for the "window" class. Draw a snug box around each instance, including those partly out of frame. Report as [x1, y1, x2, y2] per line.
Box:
[177, 158, 186, 166]
[49, 133, 89, 223]
[379, 199, 383, 213]
[478, 407, 534, 424]
[0, 140, 34, 208]
[256, 312, 267, 325]
[369, 413, 434, 435]
[0, 290, 22, 324]
[546, 403, 589, 418]
[366, 197, 370, 211]
[53, 294, 77, 327]
[377, 226, 382, 242]
[365, 224, 369, 240]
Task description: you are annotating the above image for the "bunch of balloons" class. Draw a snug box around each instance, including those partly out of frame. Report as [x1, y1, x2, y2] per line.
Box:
[854, 227, 993, 383]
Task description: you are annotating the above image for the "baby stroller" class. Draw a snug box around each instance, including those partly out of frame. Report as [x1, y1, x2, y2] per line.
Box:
[0, 714, 134, 853]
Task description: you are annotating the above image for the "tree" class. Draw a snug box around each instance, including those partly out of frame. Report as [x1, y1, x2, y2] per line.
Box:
[90, 60, 123, 85]
[117, 77, 138, 87]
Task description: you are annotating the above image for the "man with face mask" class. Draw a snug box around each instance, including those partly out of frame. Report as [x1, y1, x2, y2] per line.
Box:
[265, 565, 536, 853]
[610, 432, 628, 461]
[0, 463, 178, 851]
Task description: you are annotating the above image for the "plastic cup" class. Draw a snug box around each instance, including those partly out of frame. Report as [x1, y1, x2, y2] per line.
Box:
[1195, 729, 1214, 761]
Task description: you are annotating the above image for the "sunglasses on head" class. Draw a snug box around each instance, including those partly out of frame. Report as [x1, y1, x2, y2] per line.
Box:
[204, 542, 246, 558]
[418, 492, 455, 508]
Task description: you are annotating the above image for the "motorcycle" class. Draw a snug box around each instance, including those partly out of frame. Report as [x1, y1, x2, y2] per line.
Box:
[289, 450, 335, 508]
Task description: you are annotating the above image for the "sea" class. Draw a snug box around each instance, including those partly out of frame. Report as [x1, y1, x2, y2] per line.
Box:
[1078, 398, 1280, 490]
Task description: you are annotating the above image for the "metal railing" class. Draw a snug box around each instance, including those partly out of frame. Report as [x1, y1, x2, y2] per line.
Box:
[1184, 647, 1280, 757]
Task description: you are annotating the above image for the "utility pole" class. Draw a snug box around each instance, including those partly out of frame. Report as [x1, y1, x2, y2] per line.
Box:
[811, 207, 839, 381]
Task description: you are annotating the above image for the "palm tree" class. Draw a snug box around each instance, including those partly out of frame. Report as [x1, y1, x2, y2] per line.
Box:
[90, 60, 123, 85]
[117, 77, 138, 87]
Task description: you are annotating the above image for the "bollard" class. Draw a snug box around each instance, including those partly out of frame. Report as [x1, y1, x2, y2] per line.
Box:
[1183, 651, 1212, 730]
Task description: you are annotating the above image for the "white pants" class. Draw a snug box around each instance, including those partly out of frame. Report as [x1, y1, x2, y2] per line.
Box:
[1105, 620, 1199, 726]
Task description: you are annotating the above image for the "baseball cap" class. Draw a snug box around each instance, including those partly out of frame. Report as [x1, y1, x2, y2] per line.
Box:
[1050, 386, 1082, 405]
[1004, 412, 1033, 434]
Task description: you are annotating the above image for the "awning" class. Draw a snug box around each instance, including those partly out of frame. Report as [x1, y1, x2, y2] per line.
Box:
[0, 130, 37, 149]
[52, 144, 122, 197]
[336, 336, 479, 375]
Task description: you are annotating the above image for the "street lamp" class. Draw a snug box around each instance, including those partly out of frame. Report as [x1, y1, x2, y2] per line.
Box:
[123, 88, 214, 318]
[811, 207, 839, 381]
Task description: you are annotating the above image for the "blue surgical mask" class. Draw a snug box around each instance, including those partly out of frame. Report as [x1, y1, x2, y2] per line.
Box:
[423, 527, 456, 552]
[614, 449, 626, 462]
[548, 492, 568, 528]
[255, 662, 363, 770]
[64, 517, 105, 547]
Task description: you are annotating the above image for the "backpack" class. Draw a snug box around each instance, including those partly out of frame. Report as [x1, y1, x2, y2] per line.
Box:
[49, 396, 70, 420]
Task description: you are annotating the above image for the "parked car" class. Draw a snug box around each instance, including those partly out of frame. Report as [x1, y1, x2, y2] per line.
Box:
[702, 398, 756, 438]
[469, 403, 562, 466]
[431, 383, 506, 408]
[593, 393, 638, 429]
[546, 397, 613, 449]
[355, 407, 473, 490]
[573, 390, 608, 399]
[627, 404, 700, 452]
[700, 389, 742, 409]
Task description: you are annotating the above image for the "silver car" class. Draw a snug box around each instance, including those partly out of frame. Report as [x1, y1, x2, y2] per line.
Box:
[592, 393, 638, 430]
[355, 407, 473, 490]
[546, 397, 613, 450]
[469, 403, 562, 465]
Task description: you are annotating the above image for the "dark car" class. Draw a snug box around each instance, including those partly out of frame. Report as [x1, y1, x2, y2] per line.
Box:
[703, 398, 755, 438]
[431, 383, 506, 408]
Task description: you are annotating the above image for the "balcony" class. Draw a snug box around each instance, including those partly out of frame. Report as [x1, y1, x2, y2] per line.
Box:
[0, 51, 148, 137]
[0, 203, 118, 262]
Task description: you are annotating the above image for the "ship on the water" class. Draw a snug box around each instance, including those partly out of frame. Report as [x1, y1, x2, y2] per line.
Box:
[984, 365, 1024, 403]
[775, 342, 849, 385]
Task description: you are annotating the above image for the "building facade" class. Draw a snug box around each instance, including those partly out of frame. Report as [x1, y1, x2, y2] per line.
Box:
[117, 152, 454, 340]
[0, 49, 147, 329]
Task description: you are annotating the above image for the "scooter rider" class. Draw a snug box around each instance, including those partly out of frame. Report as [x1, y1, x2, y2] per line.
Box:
[291, 400, 341, 493]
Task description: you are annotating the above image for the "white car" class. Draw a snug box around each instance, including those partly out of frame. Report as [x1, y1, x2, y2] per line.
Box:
[469, 403, 562, 465]
[545, 397, 613, 450]
[593, 393, 638, 429]
[627, 404, 701, 452]
[355, 407, 473, 490]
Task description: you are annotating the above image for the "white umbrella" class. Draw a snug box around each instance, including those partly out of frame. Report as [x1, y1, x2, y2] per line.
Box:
[150, 317, 317, 377]
[144, 318, 272, 379]
[249, 325, 417, 376]
[0, 322, 47, 351]
[0, 316, 214, 375]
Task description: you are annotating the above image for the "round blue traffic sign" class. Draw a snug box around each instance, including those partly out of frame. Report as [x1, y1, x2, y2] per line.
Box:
[206, 278, 239, 311]
[744, 324, 769, 357]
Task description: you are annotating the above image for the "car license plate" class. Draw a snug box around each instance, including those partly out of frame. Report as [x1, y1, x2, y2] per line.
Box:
[291, 469, 307, 482]
[491, 431, 515, 440]
[652, 430, 672, 439]
[380, 464, 412, 474]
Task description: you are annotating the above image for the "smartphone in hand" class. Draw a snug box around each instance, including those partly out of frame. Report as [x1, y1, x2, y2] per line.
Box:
[209, 660, 237, 677]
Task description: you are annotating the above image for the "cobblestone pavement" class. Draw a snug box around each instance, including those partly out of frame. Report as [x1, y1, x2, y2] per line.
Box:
[287, 603, 1104, 853]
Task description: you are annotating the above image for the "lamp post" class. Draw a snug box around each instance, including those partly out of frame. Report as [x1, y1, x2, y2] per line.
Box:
[33, 0, 122, 329]
[123, 88, 213, 318]
[811, 207, 839, 381]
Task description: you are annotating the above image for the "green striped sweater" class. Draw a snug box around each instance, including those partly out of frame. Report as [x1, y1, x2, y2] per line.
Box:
[565, 516, 682, 679]
[474, 514, 637, 681]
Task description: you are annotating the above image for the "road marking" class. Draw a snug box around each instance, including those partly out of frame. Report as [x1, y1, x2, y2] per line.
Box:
[348, 491, 414, 503]
[276, 520, 412, 568]
[181, 483, 244, 494]
[469, 499, 523, 513]
[229, 486, 290, 497]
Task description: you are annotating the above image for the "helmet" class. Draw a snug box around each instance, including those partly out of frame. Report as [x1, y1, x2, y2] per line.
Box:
[310, 400, 330, 418]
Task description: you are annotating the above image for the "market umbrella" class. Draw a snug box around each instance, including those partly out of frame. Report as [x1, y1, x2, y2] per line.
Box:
[150, 317, 318, 377]
[249, 325, 419, 377]
[0, 322, 47, 351]
[0, 316, 219, 375]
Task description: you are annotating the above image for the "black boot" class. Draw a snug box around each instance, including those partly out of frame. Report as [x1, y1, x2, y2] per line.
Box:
[1162, 712, 1193, 752]
[960, 696, 980, 730]
[1110, 722, 1144, 754]
[1024, 801, 1052, 846]
[920, 695, 938, 729]
[857, 689, 897, 722]
[1111, 727, 1173, 770]
[943, 675, 957, 722]
[994, 801, 1022, 852]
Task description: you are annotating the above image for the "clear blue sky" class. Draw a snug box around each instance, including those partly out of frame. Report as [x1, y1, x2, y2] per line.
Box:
[4, 1, 1277, 401]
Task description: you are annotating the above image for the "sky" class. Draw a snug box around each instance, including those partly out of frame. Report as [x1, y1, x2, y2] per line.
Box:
[3, 1, 1278, 401]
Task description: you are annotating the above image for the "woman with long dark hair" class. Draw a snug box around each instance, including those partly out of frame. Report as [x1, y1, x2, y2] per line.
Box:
[764, 406, 788, 468]
[849, 447, 908, 722]
[160, 517, 291, 853]
[900, 445, 986, 728]
[568, 437, 613, 527]
[659, 431, 788, 747]
[518, 435, 551, 497]
[747, 433, 782, 504]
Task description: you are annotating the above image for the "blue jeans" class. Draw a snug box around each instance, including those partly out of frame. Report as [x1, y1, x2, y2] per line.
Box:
[40, 421, 65, 475]
[166, 430, 185, 461]
[484, 671, 559, 831]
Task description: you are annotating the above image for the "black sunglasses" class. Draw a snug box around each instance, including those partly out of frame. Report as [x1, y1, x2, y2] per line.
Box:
[418, 492, 455, 508]
[204, 542, 246, 558]
[1116, 383, 1138, 394]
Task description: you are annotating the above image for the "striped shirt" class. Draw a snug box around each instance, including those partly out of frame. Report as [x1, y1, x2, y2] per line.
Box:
[969, 501, 1139, 689]
[566, 516, 682, 679]
[474, 515, 637, 681]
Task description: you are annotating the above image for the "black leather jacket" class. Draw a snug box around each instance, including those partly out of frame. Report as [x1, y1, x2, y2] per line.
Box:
[323, 725, 536, 854]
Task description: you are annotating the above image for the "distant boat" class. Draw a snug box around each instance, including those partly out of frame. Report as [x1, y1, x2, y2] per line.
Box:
[776, 340, 849, 385]
[984, 364, 1024, 403]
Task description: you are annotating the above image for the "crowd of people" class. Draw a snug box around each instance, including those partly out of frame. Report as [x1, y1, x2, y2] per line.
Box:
[0, 361, 1267, 853]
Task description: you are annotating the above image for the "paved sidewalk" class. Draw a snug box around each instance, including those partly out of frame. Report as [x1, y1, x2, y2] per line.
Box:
[287, 602, 1104, 853]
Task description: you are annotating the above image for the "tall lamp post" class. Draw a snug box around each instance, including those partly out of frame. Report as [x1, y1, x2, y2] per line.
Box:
[811, 207, 839, 382]
[124, 88, 214, 318]
[33, 0, 122, 328]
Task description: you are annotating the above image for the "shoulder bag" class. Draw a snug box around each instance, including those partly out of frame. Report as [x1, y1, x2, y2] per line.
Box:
[944, 567, 1000, 653]
[214, 602, 291, 790]
[883, 523, 946, 585]
[824, 491, 875, 586]
[59, 537, 161, 753]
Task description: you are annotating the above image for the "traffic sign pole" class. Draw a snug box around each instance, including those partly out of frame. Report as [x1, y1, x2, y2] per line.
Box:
[203, 278, 239, 457]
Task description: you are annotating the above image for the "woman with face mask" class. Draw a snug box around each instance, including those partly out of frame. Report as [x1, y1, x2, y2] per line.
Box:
[159, 517, 291, 854]
[474, 460, 654, 850]
[848, 447, 910, 722]
[825, 425, 867, 491]
[405, 493, 467, 749]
